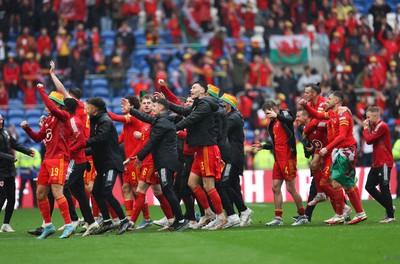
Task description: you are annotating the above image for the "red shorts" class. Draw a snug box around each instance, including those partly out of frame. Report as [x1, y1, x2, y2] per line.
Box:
[272, 158, 297, 181]
[139, 164, 158, 185]
[83, 160, 97, 184]
[123, 162, 140, 187]
[322, 154, 332, 180]
[191, 145, 222, 181]
[37, 158, 68, 186]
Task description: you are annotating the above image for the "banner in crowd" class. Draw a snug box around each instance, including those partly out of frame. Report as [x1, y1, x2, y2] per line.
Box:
[269, 35, 311, 64]
[15, 167, 398, 208]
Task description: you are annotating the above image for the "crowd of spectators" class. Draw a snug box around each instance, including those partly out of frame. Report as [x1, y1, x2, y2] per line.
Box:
[0, 0, 400, 173]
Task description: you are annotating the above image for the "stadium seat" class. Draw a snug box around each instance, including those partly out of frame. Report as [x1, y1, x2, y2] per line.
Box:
[101, 30, 115, 39]
[93, 86, 109, 98]
[153, 48, 169, 60]
[8, 108, 25, 118]
[112, 105, 123, 115]
[92, 78, 108, 87]
[8, 116, 24, 126]
[133, 49, 152, 61]
[0, 110, 7, 117]
[25, 109, 44, 118]
[115, 122, 123, 135]
[9, 99, 23, 105]
[245, 130, 254, 142]
[26, 116, 41, 126]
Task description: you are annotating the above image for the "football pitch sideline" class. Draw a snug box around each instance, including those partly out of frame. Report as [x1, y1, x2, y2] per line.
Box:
[0, 200, 399, 264]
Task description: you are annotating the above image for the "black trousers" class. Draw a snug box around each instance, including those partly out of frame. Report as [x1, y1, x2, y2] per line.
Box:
[159, 168, 184, 221]
[64, 160, 95, 225]
[180, 155, 196, 220]
[365, 166, 394, 218]
[305, 178, 317, 220]
[225, 164, 248, 213]
[0, 177, 16, 224]
[216, 164, 237, 216]
[92, 169, 125, 221]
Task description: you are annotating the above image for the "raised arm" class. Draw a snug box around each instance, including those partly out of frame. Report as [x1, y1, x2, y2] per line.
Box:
[37, 84, 70, 122]
[362, 122, 389, 145]
[157, 79, 181, 105]
[49, 61, 71, 98]
[21, 121, 47, 143]
[10, 136, 33, 156]
[129, 108, 155, 124]
[169, 102, 192, 117]
[175, 101, 209, 130]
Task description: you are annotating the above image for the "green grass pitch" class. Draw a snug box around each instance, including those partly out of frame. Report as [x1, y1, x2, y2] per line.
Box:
[1, 199, 399, 264]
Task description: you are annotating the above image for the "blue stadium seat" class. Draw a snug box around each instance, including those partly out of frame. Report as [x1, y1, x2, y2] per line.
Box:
[93, 86, 109, 98]
[133, 49, 152, 61]
[0, 110, 7, 117]
[101, 30, 115, 39]
[112, 105, 123, 115]
[26, 109, 45, 118]
[111, 97, 122, 106]
[115, 122, 123, 135]
[26, 116, 41, 126]
[245, 130, 254, 142]
[8, 116, 24, 126]
[9, 99, 23, 105]
[8, 108, 25, 118]
[153, 48, 169, 60]
[92, 78, 108, 87]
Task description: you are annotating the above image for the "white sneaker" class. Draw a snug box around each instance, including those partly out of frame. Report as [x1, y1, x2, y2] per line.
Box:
[82, 221, 99, 236]
[239, 208, 254, 227]
[380, 217, 396, 223]
[1, 224, 15, 232]
[325, 214, 345, 225]
[153, 216, 168, 227]
[209, 215, 228, 231]
[266, 217, 283, 226]
[188, 220, 198, 229]
[197, 213, 216, 229]
[343, 204, 352, 220]
[292, 216, 308, 226]
[223, 214, 241, 229]
[72, 220, 81, 231]
[308, 193, 327, 206]
[201, 218, 219, 230]
[348, 211, 367, 225]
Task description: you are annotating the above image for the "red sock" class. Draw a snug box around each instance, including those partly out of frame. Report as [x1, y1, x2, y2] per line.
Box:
[354, 185, 361, 197]
[142, 202, 151, 220]
[297, 207, 305, 216]
[312, 169, 323, 193]
[192, 185, 210, 210]
[334, 186, 345, 215]
[207, 188, 223, 214]
[130, 192, 145, 223]
[108, 203, 118, 219]
[320, 180, 336, 200]
[91, 196, 100, 217]
[155, 194, 174, 219]
[124, 199, 134, 217]
[275, 209, 283, 218]
[346, 188, 363, 213]
[56, 196, 72, 225]
[38, 198, 52, 224]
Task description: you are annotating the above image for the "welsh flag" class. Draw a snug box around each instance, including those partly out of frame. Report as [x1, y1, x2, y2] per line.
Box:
[269, 35, 311, 64]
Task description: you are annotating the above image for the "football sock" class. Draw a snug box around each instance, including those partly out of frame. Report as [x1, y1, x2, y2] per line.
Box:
[142, 201, 151, 220]
[312, 169, 323, 193]
[275, 209, 283, 218]
[38, 198, 52, 224]
[130, 192, 145, 223]
[207, 188, 223, 215]
[297, 207, 305, 216]
[320, 180, 335, 200]
[91, 196, 100, 217]
[334, 186, 345, 215]
[192, 185, 210, 210]
[155, 194, 174, 219]
[56, 196, 72, 225]
[124, 199, 134, 217]
[346, 188, 363, 213]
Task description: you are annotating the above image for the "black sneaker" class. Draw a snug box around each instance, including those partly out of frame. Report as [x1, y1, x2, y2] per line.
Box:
[93, 222, 114, 235]
[116, 219, 132, 235]
[174, 219, 190, 232]
[28, 227, 43, 236]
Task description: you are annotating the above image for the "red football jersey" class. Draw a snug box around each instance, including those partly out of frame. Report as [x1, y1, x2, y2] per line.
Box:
[76, 100, 90, 140]
[362, 120, 394, 168]
[68, 115, 87, 164]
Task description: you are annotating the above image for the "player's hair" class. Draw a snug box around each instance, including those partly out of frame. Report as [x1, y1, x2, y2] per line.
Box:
[297, 107, 309, 116]
[331, 91, 344, 103]
[366, 106, 380, 114]
[156, 98, 169, 111]
[305, 83, 321, 94]
[125, 95, 140, 109]
[64, 98, 78, 114]
[192, 81, 207, 92]
[140, 94, 155, 102]
[69, 87, 82, 99]
[87, 97, 106, 110]
[262, 100, 277, 111]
